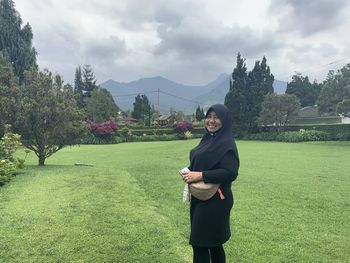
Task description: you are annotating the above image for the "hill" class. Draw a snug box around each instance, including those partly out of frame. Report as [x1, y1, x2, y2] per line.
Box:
[100, 74, 287, 113]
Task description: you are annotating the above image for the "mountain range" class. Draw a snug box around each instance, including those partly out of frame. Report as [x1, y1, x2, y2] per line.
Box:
[100, 74, 287, 114]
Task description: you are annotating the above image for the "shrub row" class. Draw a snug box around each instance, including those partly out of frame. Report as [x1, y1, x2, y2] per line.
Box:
[243, 130, 332, 142]
[81, 133, 202, 144]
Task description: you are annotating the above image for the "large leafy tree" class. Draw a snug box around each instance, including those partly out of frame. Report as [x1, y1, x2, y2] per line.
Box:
[86, 88, 120, 122]
[132, 94, 151, 126]
[246, 56, 274, 131]
[317, 64, 350, 114]
[224, 52, 248, 136]
[286, 73, 322, 107]
[0, 0, 37, 83]
[259, 93, 301, 126]
[16, 68, 86, 165]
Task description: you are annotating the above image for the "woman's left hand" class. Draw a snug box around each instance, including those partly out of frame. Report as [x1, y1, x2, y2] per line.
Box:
[183, 171, 203, 183]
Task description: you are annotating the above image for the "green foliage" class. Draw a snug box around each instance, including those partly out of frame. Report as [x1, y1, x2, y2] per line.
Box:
[74, 65, 99, 109]
[286, 73, 322, 107]
[0, 126, 25, 186]
[85, 88, 119, 122]
[245, 56, 274, 130]
[0, 0, 37, 83]
[336, 98, 350, 117]
[132, 94, 151, 126]
[225, 53, 274, 135]
[318, 64, 350, 114]
[195, 106, 205, 121]
[259, 93, 301, 126]
[0, 62, 21, 136]
[275, 130, 331, 142]
[16, 68, 87, 165]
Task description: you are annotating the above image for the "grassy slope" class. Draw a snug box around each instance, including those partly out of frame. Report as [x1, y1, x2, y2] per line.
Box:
[0, 140, 349, 262]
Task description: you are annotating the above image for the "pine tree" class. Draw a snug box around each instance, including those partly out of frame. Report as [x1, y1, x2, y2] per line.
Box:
[82, 64, 97, 98]
[74, 66, 84, 108]
[224, 53, 248, 136]
[246, 56, 274, 131]
[132, 94, 151, 126]
[0, 0, 37, 83]
[195, 106, 205, 121]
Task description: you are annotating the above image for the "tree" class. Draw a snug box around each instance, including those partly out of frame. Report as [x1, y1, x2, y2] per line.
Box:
[259, 93, 301, 126]
[74, 66, 84, 108]
[336, 99, 350, 117]
[317, 64, 350, 114]
[224, 52, 248, 136]
[16, 68, 86, 165]
[0, 57, 21, 137]
[246, 56, 274, 131]
[286, 73, 321, 107]
[82, 64, 97, 98]
[86, 88, 120, 122]
[0, 0, 37, 83]
[132, 94, 151, 126]
[195, 106, 205, 121]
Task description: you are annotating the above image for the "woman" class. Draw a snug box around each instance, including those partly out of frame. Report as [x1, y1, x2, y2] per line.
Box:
[182, 104, 240, 263]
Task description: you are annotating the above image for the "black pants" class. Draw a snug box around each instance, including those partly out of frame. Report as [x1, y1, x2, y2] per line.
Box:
[192, 245, 226, 263]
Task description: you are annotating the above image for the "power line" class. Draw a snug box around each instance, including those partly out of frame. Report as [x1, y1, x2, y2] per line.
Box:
[159, 90, 203, 105]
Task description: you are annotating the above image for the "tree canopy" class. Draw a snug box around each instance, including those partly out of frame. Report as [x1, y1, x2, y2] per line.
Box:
[16, 68, 86, 165]
[259, 93, 301, 126]
[132, 94, 151, 126]
[286, 73, 321, 107]
[0, 0, 37, 82]
[225, 53, 274, 135]
[317, 64, 350, 115]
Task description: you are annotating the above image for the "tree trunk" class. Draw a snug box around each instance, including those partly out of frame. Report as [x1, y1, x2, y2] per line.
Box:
[38, 155, 46, 166]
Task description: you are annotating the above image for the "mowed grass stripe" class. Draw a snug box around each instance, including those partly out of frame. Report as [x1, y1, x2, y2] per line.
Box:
[0, 164, 191, 263]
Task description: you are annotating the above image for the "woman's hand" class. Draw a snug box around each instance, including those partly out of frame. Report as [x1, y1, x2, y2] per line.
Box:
[182, 171, 203, 183]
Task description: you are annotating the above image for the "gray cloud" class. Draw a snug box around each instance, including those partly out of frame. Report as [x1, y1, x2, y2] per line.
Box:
[269, 0, 350, 35]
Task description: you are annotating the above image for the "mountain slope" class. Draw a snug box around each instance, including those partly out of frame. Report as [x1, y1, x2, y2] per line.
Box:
[100, 74, 287, 113]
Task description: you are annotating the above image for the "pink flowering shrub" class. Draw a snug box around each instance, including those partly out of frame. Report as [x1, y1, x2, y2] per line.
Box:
[172, 121, 193, 134]
[84, 119, 118, 137]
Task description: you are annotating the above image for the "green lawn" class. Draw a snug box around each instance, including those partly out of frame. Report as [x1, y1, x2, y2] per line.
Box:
[1, 140, 349, 263]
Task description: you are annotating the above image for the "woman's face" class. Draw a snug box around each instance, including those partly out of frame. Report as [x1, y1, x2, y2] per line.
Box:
[205, 111, 222, 133]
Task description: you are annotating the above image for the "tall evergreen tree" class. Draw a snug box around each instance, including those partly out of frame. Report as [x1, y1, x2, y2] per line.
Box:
[224, 52, 248, 136]
[246, 56, 274, 131]
[195, 106, 205, 121]
[74, 66, 84, 108]
[0, 0, 37, 83]
[0, 56, 20, 136]
[132, 94, 151, 126]
[82, 64, 97, 99]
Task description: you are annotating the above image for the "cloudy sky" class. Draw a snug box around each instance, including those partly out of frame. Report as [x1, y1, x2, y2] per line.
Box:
[14, 0, 350, 86]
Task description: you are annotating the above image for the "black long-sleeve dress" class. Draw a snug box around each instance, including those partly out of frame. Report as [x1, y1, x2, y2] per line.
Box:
[189, 150, 239, 247]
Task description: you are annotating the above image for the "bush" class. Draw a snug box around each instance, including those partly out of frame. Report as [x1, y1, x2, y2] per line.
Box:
[172, 121, 193, 134]
[0, 127, 26, 187]
[276, 130, 331, 142]
[84, 119, 118, 137]
[243, 132, 279, 141]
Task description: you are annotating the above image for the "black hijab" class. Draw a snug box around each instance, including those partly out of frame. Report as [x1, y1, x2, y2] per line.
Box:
[189, 104, 239, 171]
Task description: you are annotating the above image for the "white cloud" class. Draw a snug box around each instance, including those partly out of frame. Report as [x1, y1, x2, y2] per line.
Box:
[14, 0, 350, 85]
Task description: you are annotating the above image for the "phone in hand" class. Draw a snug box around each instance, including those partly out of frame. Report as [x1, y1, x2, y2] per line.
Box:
[179, 167, 190, 176]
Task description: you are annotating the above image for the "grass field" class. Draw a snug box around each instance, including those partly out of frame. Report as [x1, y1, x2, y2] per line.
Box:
[0, 140, 349, 263]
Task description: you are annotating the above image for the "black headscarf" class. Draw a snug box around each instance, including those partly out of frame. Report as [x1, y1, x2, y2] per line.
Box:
[189, 104, 239, 171]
